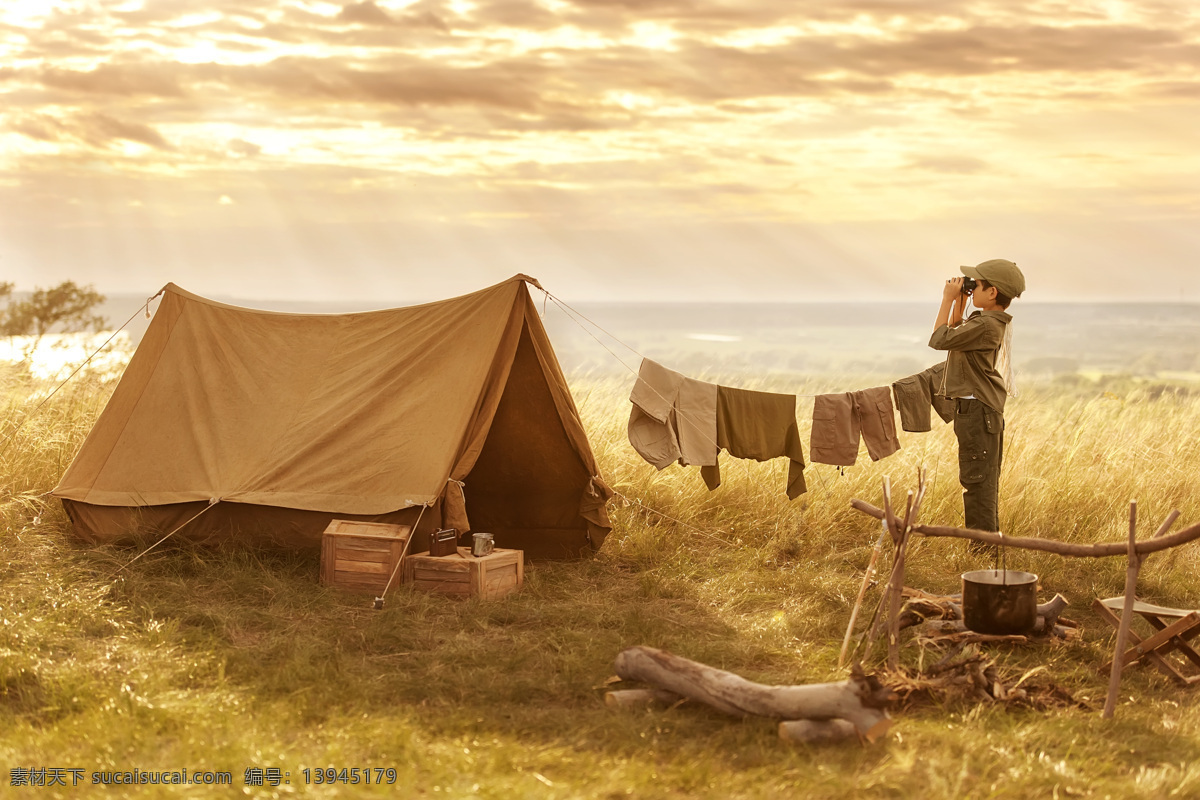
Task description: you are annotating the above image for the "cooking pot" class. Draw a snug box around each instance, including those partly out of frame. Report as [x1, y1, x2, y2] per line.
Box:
[961, 570, 1038, 635]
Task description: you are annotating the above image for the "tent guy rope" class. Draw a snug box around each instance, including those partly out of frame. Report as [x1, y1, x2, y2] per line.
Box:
[115, 497, 221, 575]
[373, 503, 428, 610]
[0, 289, 164, 463]
[537, 287, 750, 480]
[610, 489, 736, 548]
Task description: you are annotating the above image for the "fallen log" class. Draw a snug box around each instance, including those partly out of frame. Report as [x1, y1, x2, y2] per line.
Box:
[778, 718, 863, 745]
[604, 688, 683, 709]
[613, 646, 893, 741]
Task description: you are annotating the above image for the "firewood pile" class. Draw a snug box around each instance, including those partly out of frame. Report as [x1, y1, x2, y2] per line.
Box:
[883, 652, 1089, 712]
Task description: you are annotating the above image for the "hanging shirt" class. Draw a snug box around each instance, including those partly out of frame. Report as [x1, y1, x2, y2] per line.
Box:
[929, 308, 1012, 413]
[892, 363, 956, 433]
[699, 386, 807, 499]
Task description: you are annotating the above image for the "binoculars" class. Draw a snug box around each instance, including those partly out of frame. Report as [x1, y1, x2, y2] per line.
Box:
[961, 278, 977, 293]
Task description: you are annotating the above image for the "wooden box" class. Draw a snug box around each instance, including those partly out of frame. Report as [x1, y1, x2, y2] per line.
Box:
[320, 520, 411, 593]
[404, 547, 523, 600]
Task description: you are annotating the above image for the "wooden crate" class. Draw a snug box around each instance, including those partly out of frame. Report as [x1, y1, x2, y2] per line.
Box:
[320, 520, 411, 594]
[404, 547, 523, 600]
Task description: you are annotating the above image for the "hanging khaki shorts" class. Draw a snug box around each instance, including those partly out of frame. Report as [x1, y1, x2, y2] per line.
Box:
[810, 386, 900, 467]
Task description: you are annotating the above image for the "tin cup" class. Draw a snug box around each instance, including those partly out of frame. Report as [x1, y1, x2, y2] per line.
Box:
[471, 532, 495, 558]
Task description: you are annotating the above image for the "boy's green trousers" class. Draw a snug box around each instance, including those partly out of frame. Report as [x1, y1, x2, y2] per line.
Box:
[953, 398, 1004, 534]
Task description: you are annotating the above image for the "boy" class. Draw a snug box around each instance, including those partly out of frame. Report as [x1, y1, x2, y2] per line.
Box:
[929, 258, 1026, 536]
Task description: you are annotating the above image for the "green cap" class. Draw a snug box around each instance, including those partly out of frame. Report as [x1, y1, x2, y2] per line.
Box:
[961, 258, 1025, 298]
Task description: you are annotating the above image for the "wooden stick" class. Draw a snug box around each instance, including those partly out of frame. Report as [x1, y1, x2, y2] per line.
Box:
[1036, 593, 1070, 631]
[862, 479, 900, 659]
[779, 717, 893, 745]
[839, 519, 889, 669]
[863, 472, 929, 667]
[1104, 500, 1142, 719]
[849, 499, 1200, 557]
[882, 476, 897, 544]
[908, 469, 929, 533]
[779, 718, 859, 745]
[887, 491, 915, 669]
[1153, 510, 1181, 539]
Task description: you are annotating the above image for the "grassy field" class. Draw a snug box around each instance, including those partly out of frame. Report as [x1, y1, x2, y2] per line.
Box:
[3, 361, 1200, 798]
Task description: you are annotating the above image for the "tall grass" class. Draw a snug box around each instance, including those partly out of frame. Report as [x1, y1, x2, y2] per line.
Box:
[3, 362, 1200, 798]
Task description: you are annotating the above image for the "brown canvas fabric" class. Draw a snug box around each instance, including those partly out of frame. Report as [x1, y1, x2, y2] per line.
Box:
[62, 498, 437, 550]
[54, 276, 612, 557]
[892, 362, 956, 433]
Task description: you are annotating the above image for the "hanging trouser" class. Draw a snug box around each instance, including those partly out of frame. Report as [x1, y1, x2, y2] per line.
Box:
[953, 398, 1004, 540]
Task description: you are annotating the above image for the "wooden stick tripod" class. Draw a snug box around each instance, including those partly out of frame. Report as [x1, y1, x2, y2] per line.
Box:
[846, 470, 1200, 718]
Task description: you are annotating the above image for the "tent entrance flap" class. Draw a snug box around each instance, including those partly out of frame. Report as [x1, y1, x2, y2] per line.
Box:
[464, 324, 594, 559]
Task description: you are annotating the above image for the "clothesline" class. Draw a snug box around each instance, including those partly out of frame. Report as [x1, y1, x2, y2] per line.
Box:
[0, 290, 164, 464]
[542, 289, 754, 483]
[538, 287, 952, 403]
[535, 287, 972, 515]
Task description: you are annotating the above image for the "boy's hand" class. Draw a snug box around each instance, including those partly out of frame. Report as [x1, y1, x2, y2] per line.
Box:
[943, 277, 964, 302]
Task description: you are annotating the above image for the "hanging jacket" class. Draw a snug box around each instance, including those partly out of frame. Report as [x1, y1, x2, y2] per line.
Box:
[892, 363, 956, 433]
[627, 359, 718, 469]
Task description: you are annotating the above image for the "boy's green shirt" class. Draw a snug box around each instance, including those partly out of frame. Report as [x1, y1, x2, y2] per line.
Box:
[928, 308, 1012, 414]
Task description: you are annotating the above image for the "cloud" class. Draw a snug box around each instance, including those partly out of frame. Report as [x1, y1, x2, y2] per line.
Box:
[1146, 80, 1200, 98]
[338, 1, 399, 26]
[80, 113, 174, 150]
[109, 0, 273, 27]
[228, 138, 262, 157]
[906, 155, 990, 174]
[337, 1, 447, 29]
[7, 111, 172, 150]
[40, 63, 185, 98]
[8, 114, 71, 143]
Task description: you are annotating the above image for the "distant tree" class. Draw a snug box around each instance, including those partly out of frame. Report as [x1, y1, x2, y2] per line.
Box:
[0, 280, 107, 336]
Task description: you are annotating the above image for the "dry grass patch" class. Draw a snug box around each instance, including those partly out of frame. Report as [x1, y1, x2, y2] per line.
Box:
[3, 366, 1200, 798]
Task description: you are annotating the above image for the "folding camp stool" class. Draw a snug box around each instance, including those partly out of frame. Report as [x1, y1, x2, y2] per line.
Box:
[1094, 596, 1200, 685]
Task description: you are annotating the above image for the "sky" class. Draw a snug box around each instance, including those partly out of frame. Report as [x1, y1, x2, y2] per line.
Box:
[1, 0, 1199, 305]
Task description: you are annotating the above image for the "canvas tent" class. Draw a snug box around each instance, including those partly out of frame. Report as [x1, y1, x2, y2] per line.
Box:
[53, 275, 613, 559]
